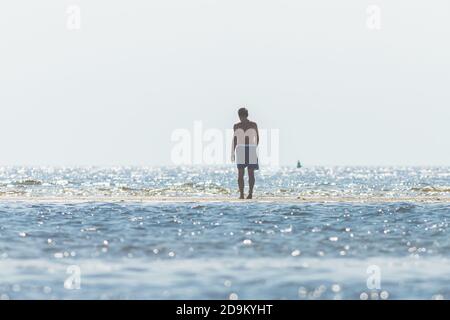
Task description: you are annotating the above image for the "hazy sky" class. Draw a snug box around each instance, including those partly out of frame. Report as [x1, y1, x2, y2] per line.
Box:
[1, 0, 449, 166]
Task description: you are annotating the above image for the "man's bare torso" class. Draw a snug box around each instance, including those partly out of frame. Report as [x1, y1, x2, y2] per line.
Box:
[233, 120, 258, 133]
[233, 120, 259, 149]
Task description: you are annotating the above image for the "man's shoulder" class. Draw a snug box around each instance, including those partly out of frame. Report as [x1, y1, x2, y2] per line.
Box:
[234, 121, 258, 130]
[233, 122, 247, 128]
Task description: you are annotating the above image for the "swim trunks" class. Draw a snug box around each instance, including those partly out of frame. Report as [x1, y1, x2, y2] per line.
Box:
[236, 144, 259, 170]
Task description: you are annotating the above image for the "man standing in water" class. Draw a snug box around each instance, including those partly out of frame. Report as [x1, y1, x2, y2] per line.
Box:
[231, 108, 259, 199]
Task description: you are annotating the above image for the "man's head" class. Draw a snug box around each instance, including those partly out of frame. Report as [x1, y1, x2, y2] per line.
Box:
[238, 107, 248, 121]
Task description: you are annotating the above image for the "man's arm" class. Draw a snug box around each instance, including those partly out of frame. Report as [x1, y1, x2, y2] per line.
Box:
[231, 124, 237, 162]
[255, 123, 259, 146]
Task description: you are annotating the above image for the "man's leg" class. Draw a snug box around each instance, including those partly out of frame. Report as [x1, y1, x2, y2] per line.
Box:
[247, 168, 255, 199]
[238, 167, 245, 199]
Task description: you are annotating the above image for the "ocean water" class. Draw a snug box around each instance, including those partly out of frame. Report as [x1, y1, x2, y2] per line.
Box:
[0, 166, 449, 300]
[1, 166, 450, 199]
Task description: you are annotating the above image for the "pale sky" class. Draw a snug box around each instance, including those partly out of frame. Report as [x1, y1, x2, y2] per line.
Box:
[0, 0, 449, 166]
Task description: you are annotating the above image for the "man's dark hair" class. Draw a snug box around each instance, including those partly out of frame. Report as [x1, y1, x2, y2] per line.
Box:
[238, 108, 248, 118]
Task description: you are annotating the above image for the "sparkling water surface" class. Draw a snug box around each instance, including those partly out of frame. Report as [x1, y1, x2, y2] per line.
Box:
[1, 166, 450, 199]
[0, 167, 449, 299]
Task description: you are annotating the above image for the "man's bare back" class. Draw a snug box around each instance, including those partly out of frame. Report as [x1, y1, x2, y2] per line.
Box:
[233, 120, 258, 133]
[231, 108, 259, 199]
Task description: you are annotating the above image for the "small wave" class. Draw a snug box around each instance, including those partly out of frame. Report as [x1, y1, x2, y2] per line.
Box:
[118, 183, 231, 196]
[118, 186, 137, 192]
[0, 189, 26, 196]
[394, 203, 416, 213]
[411, 186, 450, 193]
[15, 179, 42, 186]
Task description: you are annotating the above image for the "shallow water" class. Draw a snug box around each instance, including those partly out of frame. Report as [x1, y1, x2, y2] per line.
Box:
[0, 167, 449, 299]
[1, 201, 450, 299]
[1, 166, 450, 199]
